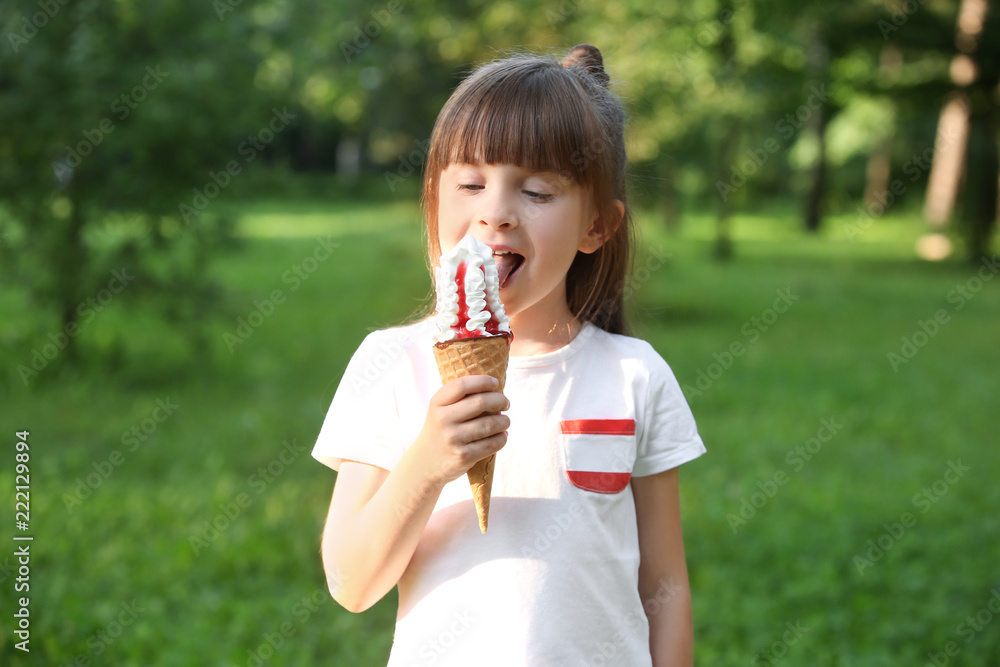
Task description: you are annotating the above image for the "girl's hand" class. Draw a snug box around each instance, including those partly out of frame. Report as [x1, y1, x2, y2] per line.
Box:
[412, 375, 510, 487]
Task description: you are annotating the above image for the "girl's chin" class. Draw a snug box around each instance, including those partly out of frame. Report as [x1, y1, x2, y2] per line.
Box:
[498, 296, 521, 320]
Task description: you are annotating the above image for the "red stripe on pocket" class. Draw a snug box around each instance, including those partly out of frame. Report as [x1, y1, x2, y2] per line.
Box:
[565, 471, 632, 494]
[559, 419, 636, 436]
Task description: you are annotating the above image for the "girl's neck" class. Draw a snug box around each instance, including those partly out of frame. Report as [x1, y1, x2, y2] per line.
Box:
[508, 306, 583, 357]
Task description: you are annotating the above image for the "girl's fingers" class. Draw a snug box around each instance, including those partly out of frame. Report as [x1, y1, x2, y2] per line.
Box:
[465, 429, 508, 460]
[449, 391, 509, 423]
[433, 375, 499, 407]
[459, 413, 510, 445]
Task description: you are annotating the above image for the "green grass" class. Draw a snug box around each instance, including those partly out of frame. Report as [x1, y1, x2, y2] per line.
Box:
[1, 198, 998, 666]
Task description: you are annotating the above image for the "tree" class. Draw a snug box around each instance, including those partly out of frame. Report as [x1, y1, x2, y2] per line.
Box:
[922, 0, 998, 260]
[0, 0, 286, 379]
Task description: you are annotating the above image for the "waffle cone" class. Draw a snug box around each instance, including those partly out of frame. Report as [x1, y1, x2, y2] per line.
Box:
[432, 334, 510, 533]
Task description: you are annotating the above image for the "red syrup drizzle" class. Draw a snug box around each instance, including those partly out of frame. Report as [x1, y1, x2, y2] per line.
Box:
[454, 260, 472, 338]
[451, 261, 511, 342]
[485, 264, 501, 336]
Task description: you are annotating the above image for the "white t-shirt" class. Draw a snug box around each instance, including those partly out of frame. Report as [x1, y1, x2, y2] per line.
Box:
[313, 318, 706, 666]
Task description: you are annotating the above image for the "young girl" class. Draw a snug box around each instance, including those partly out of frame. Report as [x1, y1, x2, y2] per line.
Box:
[312, 44, 706, 666]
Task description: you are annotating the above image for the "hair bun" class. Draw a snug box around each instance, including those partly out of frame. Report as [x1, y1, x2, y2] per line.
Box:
[561, 43, 609, 87]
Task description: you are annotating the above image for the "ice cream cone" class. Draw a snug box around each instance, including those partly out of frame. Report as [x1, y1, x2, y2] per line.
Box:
[433, 334, 510, 533]
[431, 235, 512, 532]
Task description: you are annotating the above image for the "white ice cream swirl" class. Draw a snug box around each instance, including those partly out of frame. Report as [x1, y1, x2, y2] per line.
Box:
[463, 260, 491, 332]
[433, 235, 511, 343]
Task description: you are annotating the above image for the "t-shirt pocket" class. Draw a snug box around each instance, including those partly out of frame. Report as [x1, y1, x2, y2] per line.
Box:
[559, 419, 637, 494]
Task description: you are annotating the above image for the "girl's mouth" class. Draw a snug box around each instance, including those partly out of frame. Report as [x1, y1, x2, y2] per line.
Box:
[493, 251, 524, 289]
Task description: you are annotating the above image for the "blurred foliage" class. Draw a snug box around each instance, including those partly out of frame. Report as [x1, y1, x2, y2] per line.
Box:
[0, 0, 998, 375]
[0, 0, 293, 368]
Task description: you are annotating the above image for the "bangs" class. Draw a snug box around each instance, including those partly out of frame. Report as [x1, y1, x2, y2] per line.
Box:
[433, 61, 605, 185]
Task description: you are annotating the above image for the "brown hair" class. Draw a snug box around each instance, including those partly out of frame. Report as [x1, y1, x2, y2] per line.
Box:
[420, 44, 633, 335]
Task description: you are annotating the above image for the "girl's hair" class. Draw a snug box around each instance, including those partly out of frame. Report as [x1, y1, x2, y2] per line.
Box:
[420, 44, 633, 335]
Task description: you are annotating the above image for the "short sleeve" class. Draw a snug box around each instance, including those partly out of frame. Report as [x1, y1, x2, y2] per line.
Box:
[633, 346, 706, 477]
[311, 329, 414, 472]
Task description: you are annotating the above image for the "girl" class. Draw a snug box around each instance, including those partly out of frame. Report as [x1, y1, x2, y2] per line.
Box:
[312, 44, 706, 666]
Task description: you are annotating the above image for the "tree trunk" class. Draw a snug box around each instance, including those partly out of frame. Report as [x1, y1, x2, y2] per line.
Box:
[864, 45, 902, 208]
[57, 194, 86, 363]
[660, 160, 681, 233]
[714, 119, 739, 261]
[923, 0, 987, 229]
[802, 26, 829, 233]
[963, 105, 998, 260]
[804, 108, 828, 233]
[713, 0, 737, 260]
[924, 93, 971, 226]
[863, 140, 893, 209]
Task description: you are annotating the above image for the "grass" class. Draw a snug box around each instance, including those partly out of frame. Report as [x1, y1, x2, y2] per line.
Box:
[1, 197, 998, 666]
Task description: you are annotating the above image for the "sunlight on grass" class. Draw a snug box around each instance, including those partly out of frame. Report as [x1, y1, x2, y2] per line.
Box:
[231, 200, 421, 239]
[2, 197, 998, 666]
[633, 203, 979, 264]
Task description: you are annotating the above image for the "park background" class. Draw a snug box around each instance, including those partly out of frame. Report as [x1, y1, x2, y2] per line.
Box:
[1, 0, 999, 665]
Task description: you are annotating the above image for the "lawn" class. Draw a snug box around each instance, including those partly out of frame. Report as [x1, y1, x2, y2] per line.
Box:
[1, 197, 998, 666]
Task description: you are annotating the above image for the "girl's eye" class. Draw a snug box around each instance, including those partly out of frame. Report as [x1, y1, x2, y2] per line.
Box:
[457, 184, 484, 192]
[524, 190, 553, 202]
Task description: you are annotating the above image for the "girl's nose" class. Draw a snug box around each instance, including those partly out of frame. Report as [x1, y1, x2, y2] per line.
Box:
[478, 217, 515, 231]
[477, 189, 519, 231]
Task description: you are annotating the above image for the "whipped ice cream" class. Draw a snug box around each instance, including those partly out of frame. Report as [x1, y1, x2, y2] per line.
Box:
[433, 235, 512, 343]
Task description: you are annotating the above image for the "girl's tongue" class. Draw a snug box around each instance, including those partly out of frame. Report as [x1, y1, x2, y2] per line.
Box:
[494, 253, 524, 288]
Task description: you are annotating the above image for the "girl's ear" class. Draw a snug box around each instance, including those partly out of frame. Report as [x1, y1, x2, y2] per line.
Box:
[578, 200, 625, 254]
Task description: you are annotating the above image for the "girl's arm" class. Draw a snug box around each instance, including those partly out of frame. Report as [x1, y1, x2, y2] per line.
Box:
[632, 467, 694, 667]
[320, 375, 508, 613]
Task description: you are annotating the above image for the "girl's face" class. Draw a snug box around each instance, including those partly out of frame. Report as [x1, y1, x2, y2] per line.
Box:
[436, 162, 604, 323]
